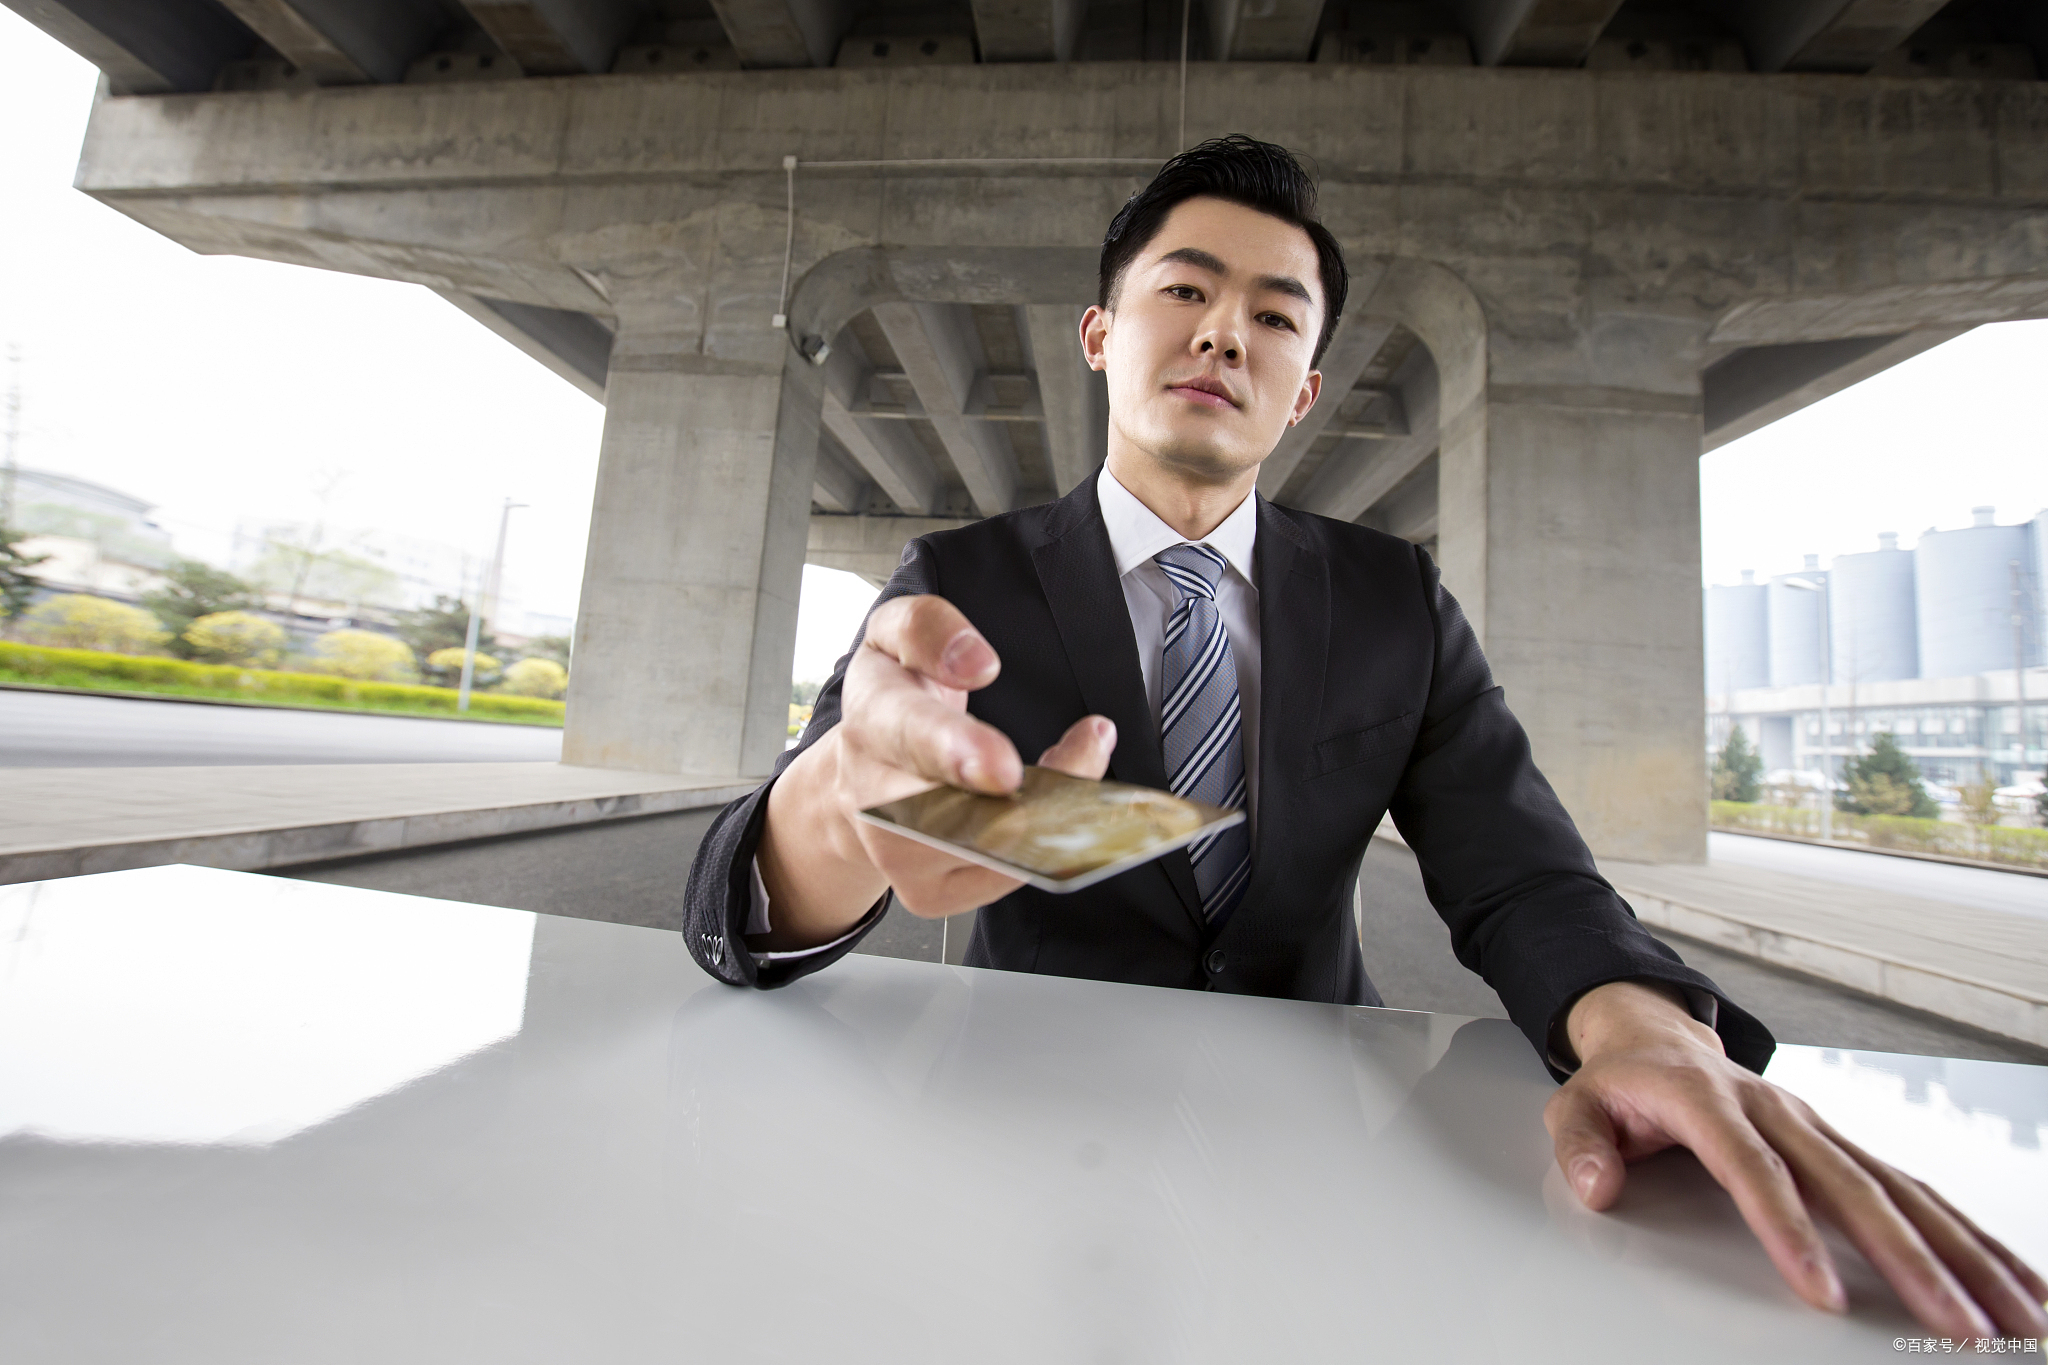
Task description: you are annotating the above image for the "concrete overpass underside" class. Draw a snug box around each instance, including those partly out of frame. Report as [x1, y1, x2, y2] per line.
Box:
[14, 0, 2048, 863]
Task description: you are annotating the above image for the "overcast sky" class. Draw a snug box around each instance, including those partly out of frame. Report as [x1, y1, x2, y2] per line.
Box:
[4, 9, 2043, 680]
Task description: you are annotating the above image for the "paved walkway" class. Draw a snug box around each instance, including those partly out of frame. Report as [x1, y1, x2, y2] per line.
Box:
[1604, 850, 2048, 1050]
[0, 763, 755, 884]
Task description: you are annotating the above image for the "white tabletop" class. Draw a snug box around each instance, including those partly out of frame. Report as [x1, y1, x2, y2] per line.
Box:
[1, 865, 2041, 1363]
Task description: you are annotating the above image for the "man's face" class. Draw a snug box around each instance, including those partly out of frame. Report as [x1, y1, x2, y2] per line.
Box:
[1082, 196, 1325, 486]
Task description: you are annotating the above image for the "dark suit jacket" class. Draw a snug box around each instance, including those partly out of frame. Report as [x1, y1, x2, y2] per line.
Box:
[683, 478, 1774, 1078]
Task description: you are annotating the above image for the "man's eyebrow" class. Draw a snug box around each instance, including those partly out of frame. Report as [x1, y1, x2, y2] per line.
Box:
[1154, 246, 1314, 308]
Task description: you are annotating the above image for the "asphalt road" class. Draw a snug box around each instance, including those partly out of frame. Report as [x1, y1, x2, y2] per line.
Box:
[0, 687, 563, 767]
[285, 813, 2048, 1067]
[1710, 829, 2047, 921]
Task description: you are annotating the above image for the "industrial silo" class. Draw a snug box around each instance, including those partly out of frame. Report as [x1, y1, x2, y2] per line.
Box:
[1830, 533, 1918, 683]
[1916, 507, 2032, 680]
[1768, 556, 1828, 686]
[1705, 571, 1770, 696]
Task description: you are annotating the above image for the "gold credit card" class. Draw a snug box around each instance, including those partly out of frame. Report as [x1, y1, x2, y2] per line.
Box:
[855, 765, 1246, 894]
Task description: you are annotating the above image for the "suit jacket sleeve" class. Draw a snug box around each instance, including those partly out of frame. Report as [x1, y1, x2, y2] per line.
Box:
[1388, 547, 1776, 1080]
[680, 541, 939, 988]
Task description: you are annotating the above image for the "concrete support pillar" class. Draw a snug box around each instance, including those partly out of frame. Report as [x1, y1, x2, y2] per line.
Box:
[562, 337, 822, 779]
[1442, 391, 1707, 865]
[1376, 260, 1709, 864]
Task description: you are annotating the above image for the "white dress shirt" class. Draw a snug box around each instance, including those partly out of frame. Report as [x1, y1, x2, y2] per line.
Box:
[748, 464, 1264, 955]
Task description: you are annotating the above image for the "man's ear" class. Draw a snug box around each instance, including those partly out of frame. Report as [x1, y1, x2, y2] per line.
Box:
[1080, 305, 1110, 373]
[1288, 369, 1323, 427]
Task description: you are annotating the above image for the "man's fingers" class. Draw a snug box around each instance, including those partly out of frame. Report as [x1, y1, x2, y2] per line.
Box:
[1543, 1087, 1628, 1211]
[1743, 1091, 1994, 1337]
[1807, 1122, 2047, 1335]
[862, 594, 1000, 689]
[1657, 1092, 1848, 1314]
[1038, 716, 1117, 780]
[861, 680, 1022, 794]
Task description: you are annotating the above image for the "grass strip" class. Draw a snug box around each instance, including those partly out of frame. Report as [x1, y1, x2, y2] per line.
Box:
[0, 643, 564, 728]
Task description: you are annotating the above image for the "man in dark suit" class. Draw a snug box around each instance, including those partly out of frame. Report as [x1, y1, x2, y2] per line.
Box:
[685, 137, 2045, 1338]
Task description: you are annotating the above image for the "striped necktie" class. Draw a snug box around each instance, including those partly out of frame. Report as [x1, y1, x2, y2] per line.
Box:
[1154, 543, 1252, 924]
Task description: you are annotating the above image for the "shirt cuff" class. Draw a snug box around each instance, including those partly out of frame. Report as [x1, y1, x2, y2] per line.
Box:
[1545, 980, 1720, 1077]
[745, 855, 880, 963]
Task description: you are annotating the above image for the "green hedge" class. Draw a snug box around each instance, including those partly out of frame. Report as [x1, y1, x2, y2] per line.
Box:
[1710, 800, 2048, 871]
[0, 641, 564, 726]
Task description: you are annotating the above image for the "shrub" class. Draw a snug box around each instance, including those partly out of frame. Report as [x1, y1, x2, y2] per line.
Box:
[501, 656, 567, 699]
[21, 594, 168, 654]
[426, 646, 500, 685]
[1709, 800, 2048, 871]
[184, 610, 287, 666]
[304, 629, 417, 682]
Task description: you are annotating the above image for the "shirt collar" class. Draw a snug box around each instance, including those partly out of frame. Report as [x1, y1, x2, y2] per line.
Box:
[1096, 463, 1258, 587]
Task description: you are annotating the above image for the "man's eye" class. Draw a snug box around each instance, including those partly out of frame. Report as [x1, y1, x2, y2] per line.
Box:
[1166, 285, 1201, 301]
[1261, 314, 1295, 331]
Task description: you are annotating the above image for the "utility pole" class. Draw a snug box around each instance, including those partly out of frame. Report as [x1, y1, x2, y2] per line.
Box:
[1787, 575, 1832, 841]
[2015, 560, 2031, 785]
[458, 498, 526, 712]
[3, 345, 20, 530]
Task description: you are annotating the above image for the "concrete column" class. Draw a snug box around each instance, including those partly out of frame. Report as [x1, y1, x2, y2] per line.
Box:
[562, 332, 822, 779]
[1378, 260, 1710, 864]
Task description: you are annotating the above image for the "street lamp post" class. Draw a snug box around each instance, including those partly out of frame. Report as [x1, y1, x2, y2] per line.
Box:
[1786, 576, 1831, 842]
[459, 498, 527, 713]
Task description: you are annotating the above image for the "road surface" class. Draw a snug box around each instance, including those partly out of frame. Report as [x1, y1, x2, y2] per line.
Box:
[0, 688, 563, 767]
[1710, 830, 2046, 922]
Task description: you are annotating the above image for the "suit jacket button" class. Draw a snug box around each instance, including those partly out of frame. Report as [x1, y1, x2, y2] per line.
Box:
[1204, 948, 1226, 975]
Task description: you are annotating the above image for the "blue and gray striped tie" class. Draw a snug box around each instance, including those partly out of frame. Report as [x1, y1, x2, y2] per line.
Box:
[1155, 543, 1252, 923]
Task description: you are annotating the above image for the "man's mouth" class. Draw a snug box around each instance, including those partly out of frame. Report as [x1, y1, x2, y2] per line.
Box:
[1167, 376, 1239, 410]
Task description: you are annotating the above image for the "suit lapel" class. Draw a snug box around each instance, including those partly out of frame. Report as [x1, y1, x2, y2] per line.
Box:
[1030, 480, 1207, 931]
[1240, 499, 1328, 923]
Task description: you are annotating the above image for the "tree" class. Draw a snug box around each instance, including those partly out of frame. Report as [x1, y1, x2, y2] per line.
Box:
[791, 679, 821, 706]
[21, 594, 168, 654]
[1956, 780, 2001, 828]
[1842, 732, 1939, 819]
[1, 525, 49, 632]
[142, 559, 261, 657]
[304, 629, 416, 682]
[395, 595, 491, 662]
[425, 646, 500, 687]
[184, 610, 287, 667]
[1710, 724, 1763, 803]
[501, 657, 568, 699]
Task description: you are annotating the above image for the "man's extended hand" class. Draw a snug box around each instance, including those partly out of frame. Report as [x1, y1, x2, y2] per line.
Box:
[1547, 982, 2048, 1338]
[755, 594, 1116, 950]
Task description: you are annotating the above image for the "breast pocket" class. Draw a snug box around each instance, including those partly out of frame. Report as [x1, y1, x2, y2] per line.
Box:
[1310, 712, 1418, 778]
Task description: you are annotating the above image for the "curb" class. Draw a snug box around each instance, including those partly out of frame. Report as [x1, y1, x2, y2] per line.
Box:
[0, 780, 756, 887]
[1612, 883, 2048, 1051]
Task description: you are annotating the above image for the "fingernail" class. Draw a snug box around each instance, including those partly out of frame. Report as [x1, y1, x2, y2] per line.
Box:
[940, 630, 995, 682]
[1570, 1157, 1599, 1199]
[1095, 717, 1116, 743]
[1815, 1262, 1846, 1313]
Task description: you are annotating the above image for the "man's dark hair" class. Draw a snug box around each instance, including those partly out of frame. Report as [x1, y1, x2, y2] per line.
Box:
[1098, 135, 1348, 367]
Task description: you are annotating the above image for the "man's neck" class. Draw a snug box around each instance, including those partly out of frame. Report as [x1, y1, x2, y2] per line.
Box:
[1103, 449, 1259, 542]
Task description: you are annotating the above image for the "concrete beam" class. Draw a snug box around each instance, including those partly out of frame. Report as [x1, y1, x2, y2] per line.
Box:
[1210, 0, 1324, 61]
[808, 513, 974, 586]
[872, 302, 1019, 517]
[435, 291, 613, 400]
[1702, 328, 1966, 452]
[1296, 345, 1439, 523]
[1021, 304, 1103, 495]
[212, 0, 438, 84]
[7, 0, 256, 93]
[970, 0, 1083, 61]
[820, 340, 944, 515]
[1362, 458, 1439, 544]
[706, 0, 845, 67]
[456, 0, 644, 76]
[1452, 0, 1628, 67]
[1256, 316, 1399, 500]
[811, 428, 872, 513]
[1726, 0, 1950, 74]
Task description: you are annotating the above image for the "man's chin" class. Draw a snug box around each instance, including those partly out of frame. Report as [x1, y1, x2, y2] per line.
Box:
[1142, 436, 1265, 487]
